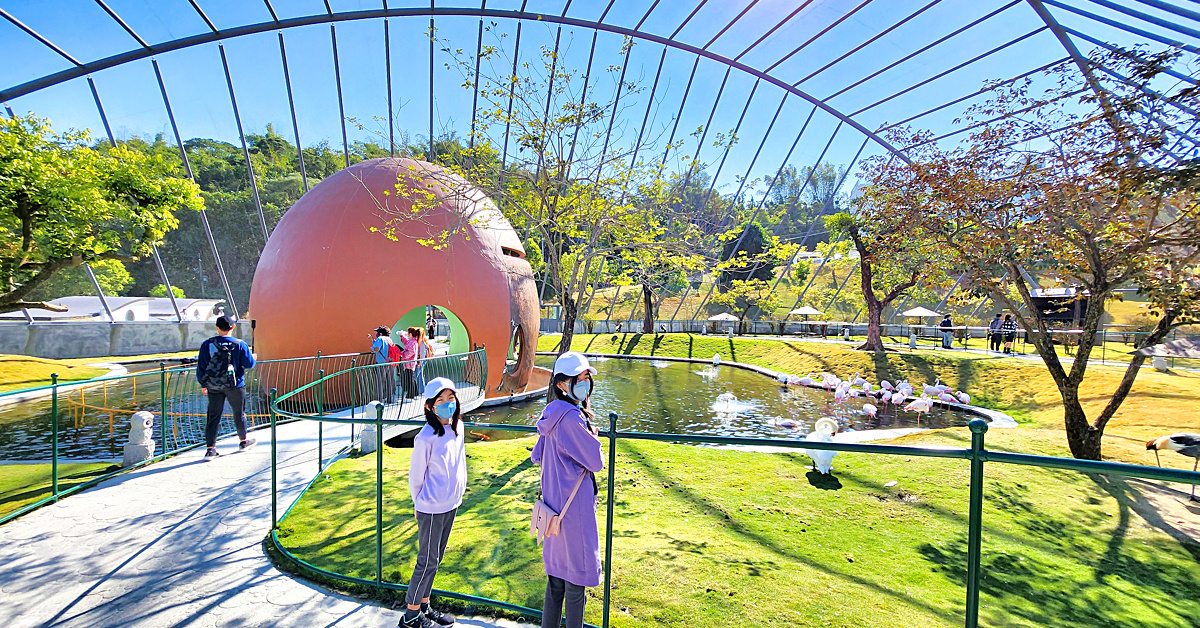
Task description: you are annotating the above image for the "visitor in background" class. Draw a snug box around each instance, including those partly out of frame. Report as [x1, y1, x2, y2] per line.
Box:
[988, 314, 1003, 352]
[938, 314, 955, 349]
[1001, 314, 1019, 354]
[400, 327, 420, 398]
[532, 352, 604, 628]
[197, 316, 256, 461]
[398, 377, 466, 628]
[370, 325, 398, 403]
[414, 326, 435, 391]
[427, 315, 437, 342]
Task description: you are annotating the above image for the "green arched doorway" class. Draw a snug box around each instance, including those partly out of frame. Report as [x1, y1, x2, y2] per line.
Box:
[392, 305, 469, 355]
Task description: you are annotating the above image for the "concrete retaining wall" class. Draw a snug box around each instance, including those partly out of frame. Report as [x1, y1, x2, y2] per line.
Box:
[0, 321, 254, 359]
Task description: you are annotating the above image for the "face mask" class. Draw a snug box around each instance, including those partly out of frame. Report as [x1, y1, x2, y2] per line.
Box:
[434, 400, 456, 420]
[569, 380, 592, 402]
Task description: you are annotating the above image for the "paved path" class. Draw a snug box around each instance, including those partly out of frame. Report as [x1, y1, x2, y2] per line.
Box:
[0, 421, 537, 628]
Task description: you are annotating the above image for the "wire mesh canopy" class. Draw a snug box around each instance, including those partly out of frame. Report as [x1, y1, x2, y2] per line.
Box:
[0, 0, 1195, 325]
[902, 306, 943, 317]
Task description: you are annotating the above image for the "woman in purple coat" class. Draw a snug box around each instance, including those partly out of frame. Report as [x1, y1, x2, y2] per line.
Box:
[532, 351, 604, 628]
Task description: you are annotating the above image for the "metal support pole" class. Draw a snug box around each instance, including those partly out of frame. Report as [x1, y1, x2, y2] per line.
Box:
[429, 14, 436, 161]
[602, 412, 618, 628]
[151, 246, 183, 322]
[277, 31, 309, 193]
[84, 263, 115, 322]
[468, 0, 486, 148]
[965, 418, 988, 628]
[270, 388, 278, 529]
[51, 373, 59, 497]
[317, 369, 325, 472]
[375, 402, 385, 584]
[217, 44, 269, 242]
[326, 2, 350, 167]
[384, 2, 395, 156]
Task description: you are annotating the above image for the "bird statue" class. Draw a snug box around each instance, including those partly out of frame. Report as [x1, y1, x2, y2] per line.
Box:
[862, 403, 878, 417]
[1147, 434, 1200, 501]
[805, 418, 839, 474]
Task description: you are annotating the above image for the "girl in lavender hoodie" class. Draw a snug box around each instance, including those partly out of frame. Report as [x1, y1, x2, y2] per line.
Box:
[532, 352, 605, 628]
[398, 377, 466, 628]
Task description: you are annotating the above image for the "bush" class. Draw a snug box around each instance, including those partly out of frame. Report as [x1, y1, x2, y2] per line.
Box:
[149, 284, 185, 298]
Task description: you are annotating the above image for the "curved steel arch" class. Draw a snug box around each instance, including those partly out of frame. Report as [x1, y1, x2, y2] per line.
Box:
[0, 6, 911, 163]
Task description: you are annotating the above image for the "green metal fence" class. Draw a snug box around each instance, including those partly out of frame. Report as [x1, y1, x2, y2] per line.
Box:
[0, 351, 371, 525]
[268, 364, 1200, 628]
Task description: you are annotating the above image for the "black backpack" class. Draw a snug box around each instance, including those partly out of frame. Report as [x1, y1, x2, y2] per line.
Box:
[201, 341, 237, 390]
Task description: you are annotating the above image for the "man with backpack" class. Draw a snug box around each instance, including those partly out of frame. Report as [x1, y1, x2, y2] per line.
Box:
[197, 316, 257, 461]
[370, 325, 400, 403]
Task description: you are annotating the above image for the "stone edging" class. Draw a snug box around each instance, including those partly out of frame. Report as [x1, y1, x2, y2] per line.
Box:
[537, 351, 1018, 430]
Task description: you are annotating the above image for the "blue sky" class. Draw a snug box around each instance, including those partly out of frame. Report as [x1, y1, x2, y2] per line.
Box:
[1, 0, 1193, 200]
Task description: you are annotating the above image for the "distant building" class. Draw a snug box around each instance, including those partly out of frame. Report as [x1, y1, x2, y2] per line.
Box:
[0, 296, 224, 322]
[1030, 287, 1090, 327]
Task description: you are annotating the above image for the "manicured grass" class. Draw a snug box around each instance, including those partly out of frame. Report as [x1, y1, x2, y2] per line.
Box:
[0, 356, 109, 394]
[542, 334, 1200, 470]
[0, 462, 119, 518]
[278, 435, 1200, 628]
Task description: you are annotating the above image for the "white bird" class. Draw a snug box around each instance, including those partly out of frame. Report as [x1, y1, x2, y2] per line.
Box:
[880, 380, 894, 391]
[898, 382, 914, 397]
[851, 373, 867, 387]
[863, 403, 878, 417]
[923, 383, 941, 397]
[775, 417, 800, 429]
[938, 392, 956, 404]
[862, 382, 873, 393]
[891, 391, 906, 406]
[1147, 434, 1200, 501]
[712, 353, 721, 366]
[805, 418, 839, 474]
[956, 391, 971, 405]
[834, 388, 849, 403]
[798, 376, 815, 386]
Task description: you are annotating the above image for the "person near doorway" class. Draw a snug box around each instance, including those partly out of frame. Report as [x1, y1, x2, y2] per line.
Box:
[1001, 314, 1019, 354]
[988, 314, 1003, 352]
[413, 326, 435, 392]
[399, 327, 420, 398]
[370, 325, 398, 403]
[938, 314, 955, 349]
[197, 316, 256, 461]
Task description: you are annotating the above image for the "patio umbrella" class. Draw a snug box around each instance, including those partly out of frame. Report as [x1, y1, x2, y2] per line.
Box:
[788, 306, 823, 322]
[901, 306, 942, 318]
[1131, 337, 1200, 359]
[708, 312, 739, 322]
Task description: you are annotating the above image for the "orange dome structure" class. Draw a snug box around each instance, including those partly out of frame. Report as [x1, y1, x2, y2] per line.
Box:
[249, 158, 539, 397]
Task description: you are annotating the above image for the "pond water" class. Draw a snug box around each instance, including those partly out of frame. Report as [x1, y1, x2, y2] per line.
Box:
[465, 357, 973, 441]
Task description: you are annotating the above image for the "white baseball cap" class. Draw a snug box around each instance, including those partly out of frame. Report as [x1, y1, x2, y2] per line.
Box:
[552, 351, 597, 377]
[423, 377, 457, 399]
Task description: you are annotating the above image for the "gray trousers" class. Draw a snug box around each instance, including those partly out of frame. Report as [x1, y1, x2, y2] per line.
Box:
[406, 509, 457, 606]
[542, 576, 586, 628]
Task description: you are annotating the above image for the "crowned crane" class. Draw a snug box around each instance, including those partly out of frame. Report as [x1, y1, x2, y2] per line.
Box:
[1147, 433, 1200, 501]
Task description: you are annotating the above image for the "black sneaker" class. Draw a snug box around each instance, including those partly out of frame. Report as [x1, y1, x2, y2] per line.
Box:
[239, 438, 257, 451]
[398, 612, 435, 628]
[423, 605, 455, 626]
[203, 448, 220, 461]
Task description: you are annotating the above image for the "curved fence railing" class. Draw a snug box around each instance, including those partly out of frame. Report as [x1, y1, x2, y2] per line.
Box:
[266, 370, 1200, 628]
[0, 350, 371, 525]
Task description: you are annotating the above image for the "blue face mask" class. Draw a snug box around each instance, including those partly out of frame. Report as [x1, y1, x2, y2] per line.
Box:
[569, 380, 592, 402]
[434, 400, 456, 420]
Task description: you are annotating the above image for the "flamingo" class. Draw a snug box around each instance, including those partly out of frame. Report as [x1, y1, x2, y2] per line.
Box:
[1147, 434, 1200, 501]
[890, 391, 906, 407]
[923, 383, 941, 397]
[862, 382, 873, 393]
[834, 388, 849, 403]
[798, 375, 815, 386]
[863, 403, 878, 417]
[775, 417, 800, 429]
[805, 418, 839, 474]
[938, 392, 957, 404]
[956, 391, 971, 405]
[904, 396, 934, 424]
[851, 373, 867, 388]
[880, 380, 894, 392]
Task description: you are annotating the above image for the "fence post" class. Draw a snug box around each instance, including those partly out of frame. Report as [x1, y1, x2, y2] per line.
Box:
[375, 401, 385, 584]
[317, 368, 325, 472]
[602, 412, 618, 628]
[159, 361, 168, 450]
[965, 418, 988, 628]
[350, 358, 357, 443]
[51, 373, 59, 498]
[270, 388, 278, 530]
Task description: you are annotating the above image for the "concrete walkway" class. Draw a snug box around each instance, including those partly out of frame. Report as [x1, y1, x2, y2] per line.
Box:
[0, 420, 536, 628]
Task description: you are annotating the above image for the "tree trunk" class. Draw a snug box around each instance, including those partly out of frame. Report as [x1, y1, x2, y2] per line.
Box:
[642, 284, 655, 333]
[557, 291, 577, 355]
[1063, 390, 1103, 460]
[858, 300, 887, 352]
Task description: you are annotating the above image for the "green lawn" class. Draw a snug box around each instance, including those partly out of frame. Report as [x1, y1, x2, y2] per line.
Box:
[0, 462, 119, 518]
[277, 434, 1200, 627]
[0, 355, 110, 394]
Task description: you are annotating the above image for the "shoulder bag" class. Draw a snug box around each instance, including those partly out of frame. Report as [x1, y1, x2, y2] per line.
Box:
[531, 470, 588, 545]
